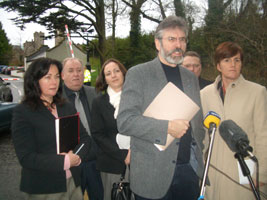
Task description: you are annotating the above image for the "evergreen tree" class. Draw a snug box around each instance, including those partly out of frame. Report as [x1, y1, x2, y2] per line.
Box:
[0, 22, 12, 65]
[0, 0, 107, 65]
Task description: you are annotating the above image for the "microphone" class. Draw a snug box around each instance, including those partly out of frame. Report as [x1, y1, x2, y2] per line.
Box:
[199, 111, 221, 199]
[219, 120, 260, 200]
[219, 120, 253, 157]
[203, 111, 221, 132]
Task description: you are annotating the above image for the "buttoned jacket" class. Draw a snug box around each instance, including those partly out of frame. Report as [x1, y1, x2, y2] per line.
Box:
[117, 57, 205, 199]
[201, 75, 267, 200]
[12, 102, 90, 194]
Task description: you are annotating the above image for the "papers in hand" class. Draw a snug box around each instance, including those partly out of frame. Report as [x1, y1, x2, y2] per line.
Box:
[55, 113, 80, 154]
[143, 82, 200, 151]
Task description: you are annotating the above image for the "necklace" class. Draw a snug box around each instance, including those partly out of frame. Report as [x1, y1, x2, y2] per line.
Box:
[44, 102, 53, 112]
[47, 106, 52, 112]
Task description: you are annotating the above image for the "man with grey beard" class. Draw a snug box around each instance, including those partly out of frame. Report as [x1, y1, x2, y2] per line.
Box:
[117, 16, 205, 200]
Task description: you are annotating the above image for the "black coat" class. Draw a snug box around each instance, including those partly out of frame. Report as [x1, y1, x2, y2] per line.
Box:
[91, 93, 128, 174]
[12, 102, 91, 194]
[199, 77, 213, 89]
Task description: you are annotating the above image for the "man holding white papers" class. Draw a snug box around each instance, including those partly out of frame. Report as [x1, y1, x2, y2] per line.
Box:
[117, 16, 205, 200]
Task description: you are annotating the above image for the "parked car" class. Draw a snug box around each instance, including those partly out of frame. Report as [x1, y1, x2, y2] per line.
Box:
[4, 66, 16, 75]
[0, 101, 17, 132]
[0, 66, 8, 74]
[17, 66, 25, 71]
[0, 65, 7, 73]
[0, 77, 17, 132]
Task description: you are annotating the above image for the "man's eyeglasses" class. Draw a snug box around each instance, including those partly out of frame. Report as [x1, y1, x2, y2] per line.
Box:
[161, 36, 187, 44]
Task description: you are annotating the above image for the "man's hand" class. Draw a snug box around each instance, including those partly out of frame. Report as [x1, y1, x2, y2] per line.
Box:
[168, 119, 189, 138]
[68, 150, 81, 167]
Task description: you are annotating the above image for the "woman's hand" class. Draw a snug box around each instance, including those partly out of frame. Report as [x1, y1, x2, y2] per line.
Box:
[124, 149, 131, 165]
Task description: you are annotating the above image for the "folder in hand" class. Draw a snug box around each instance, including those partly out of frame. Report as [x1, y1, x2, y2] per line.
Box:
[143, 82, 200, 151]
[55, 113, 80, 154]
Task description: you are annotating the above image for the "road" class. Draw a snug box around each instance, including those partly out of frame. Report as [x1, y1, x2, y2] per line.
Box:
[0, 74, 26, 200]
[0, 131, 27, 200]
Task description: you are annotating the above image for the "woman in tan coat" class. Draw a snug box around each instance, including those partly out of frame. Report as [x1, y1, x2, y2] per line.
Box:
[201, 41, 267, 200]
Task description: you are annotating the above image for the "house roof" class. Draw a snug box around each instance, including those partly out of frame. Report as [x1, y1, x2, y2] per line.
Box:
[25, 38, 86, 63]
[26, 45, 50, 61]
[47, 38, 86, 54]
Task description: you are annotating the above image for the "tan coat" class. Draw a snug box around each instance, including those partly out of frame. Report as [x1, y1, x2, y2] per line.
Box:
[201, 75, 267, 200]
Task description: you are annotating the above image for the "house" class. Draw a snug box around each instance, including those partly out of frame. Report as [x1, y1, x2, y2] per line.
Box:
[24, 38, 87, 70]
[24, 32, 45, 57]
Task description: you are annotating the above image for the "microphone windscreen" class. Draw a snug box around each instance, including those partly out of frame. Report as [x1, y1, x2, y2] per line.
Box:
[219, 120, 249, 153]
[203, 111, 221, 129]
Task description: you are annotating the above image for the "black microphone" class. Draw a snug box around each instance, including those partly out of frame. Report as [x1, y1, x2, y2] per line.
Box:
[219, 120, 261, 200]
[219, 120, 253, 157]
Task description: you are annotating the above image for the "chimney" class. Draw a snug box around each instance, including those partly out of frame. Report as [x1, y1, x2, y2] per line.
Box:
[55, 29, 64, 46]
[34, 32, 44, 49]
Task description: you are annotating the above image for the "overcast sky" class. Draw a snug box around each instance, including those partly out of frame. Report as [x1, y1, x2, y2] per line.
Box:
[0, 8, 158, 48]
[0, 9, 54, 47]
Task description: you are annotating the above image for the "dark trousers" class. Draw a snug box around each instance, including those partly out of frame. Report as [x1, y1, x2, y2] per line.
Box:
[135, 163, 199, 200]
[81, 160, 104, 200]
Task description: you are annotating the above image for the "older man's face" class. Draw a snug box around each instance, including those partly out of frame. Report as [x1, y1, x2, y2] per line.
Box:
[61, 60, 84, 91]
[155, 27, 187, 67]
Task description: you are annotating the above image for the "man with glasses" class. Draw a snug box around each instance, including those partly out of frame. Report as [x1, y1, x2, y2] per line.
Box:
[117, 16, 205, 200]
[182, 51, 212, 89]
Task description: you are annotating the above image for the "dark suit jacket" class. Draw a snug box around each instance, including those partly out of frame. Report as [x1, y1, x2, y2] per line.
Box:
[62, 85, 96, 128]
[91, 93, 128, 174]
[63, 85, 99, 161]
[199, 77, 212, 89]
[12, 102, 91, 194]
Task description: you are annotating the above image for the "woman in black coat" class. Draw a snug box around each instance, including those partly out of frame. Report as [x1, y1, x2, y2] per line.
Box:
[91, 58, 130, 200]
[12, 58, 90, 200]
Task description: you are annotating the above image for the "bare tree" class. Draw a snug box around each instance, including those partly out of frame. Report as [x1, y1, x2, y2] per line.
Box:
[105, 0, 127, 56]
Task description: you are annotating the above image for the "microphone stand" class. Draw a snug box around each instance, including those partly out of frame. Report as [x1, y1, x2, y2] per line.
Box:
[198, 123, 216, 200]
[235, 153, 261, 200]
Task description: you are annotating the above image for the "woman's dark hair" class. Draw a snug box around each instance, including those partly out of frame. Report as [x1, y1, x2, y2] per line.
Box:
[95, 58, 127, 92]
[215, 42, 243, 65]
[22, 57, 64, 109]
